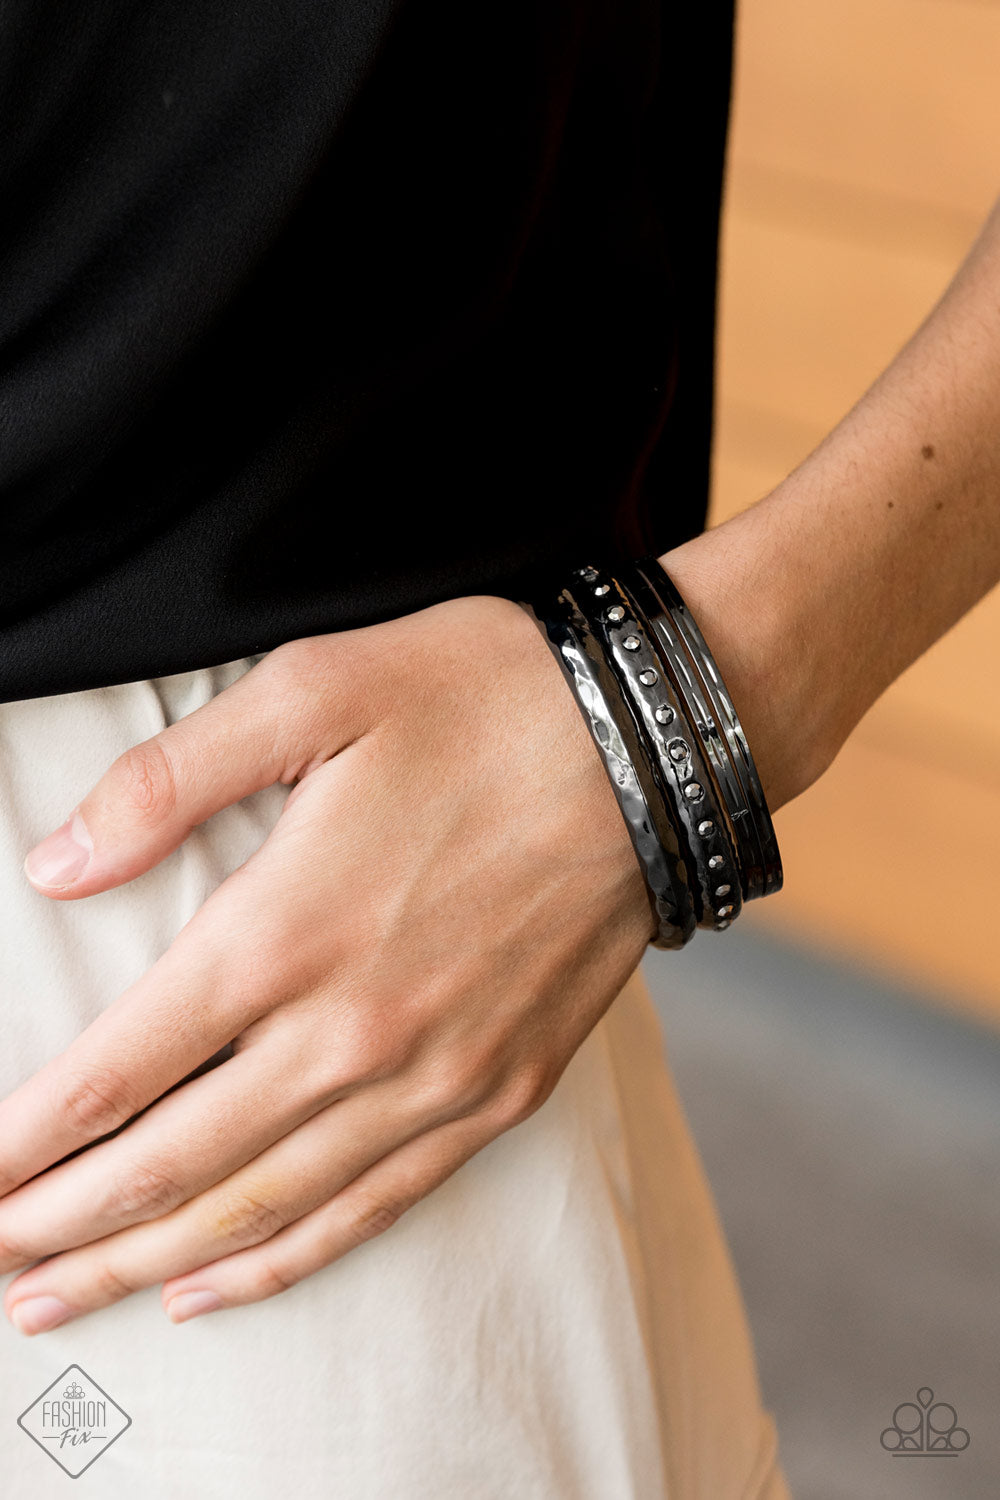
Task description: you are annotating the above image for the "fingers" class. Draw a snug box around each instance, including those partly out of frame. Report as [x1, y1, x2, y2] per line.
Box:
[2, 1088, 485, 1333]
[0, 1028, 345, 1271]
[22, 634, 374, 900]
[0, 741, 370, 1199]
[0, 875, 297, 1195]
[160, 1113, 493, 1320]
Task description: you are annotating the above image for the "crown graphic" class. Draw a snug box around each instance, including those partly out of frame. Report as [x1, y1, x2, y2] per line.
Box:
[880, 1386, 970, 1456]
[63, 1382, 87, 1401]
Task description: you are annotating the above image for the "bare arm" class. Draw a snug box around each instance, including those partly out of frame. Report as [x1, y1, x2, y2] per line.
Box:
[660, 196, 1000, 813]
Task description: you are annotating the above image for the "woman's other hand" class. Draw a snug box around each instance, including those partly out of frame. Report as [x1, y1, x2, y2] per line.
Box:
[0, 592, 672, 1333]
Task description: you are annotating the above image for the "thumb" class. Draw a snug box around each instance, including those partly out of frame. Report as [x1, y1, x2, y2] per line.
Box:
[22, 641, 360, 899]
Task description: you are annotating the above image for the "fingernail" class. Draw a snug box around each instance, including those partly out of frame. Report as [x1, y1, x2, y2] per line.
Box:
[24, 811, 93, 889]
[9, 1295, 73, 1335]
[166, 1290, 223, 1324]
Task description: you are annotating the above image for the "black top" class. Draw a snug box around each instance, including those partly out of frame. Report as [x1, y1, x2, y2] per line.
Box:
[0, 0, 734, 703]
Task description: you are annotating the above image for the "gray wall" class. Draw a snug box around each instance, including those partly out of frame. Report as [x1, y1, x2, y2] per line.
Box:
[643, 931, 1000, 1500]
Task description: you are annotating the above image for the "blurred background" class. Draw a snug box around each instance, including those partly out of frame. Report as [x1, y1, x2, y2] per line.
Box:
[642, 2, 1000, 1496]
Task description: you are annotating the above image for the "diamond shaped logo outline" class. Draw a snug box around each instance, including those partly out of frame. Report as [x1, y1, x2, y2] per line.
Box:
[17, 1363, 131, 1478]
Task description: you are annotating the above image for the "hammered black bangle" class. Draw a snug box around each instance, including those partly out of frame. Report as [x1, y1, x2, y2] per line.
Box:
[521, 579, 698, 950]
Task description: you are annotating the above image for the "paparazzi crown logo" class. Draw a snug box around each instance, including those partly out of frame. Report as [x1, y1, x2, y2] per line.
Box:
[18, 1364, 131, 1476]
[880, 1385, 970, 1457]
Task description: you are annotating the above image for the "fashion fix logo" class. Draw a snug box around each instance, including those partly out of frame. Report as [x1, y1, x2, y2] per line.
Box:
[17, 1364, 131, 1477]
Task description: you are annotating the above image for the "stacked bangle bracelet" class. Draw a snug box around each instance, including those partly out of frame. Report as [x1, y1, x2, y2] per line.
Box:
[519, 555, 783, 950]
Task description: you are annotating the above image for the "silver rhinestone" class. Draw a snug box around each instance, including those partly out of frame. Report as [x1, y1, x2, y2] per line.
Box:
[607, 605, 625, 623]
[623, 635, 641, 651]
[594, 583, 610, 596]
[667, 738, 688, 762]
[715, 919, 731, 931]
[581, 568, 598, 583]
[714, 883, 731, 897]
[716, 904, 734, 918]
[698, 820, 715, 836]
[683, 782, 704, 801]
[654, 705, 674, 725]
[638, 668, 657, 686]
[708, 854, 724, 869]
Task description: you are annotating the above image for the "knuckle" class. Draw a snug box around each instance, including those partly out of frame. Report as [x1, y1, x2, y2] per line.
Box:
[275, 634, 328, 675]
[417, 1048, 500, 1122]
[350, 1036, 411, 1089]
[114, 739, 178, 825]
[211, 1189, 286, 1247]
[268, 634, 341, 696]
[493, 1065, 553, 1130]
[446, 1061, 496, 1117]
[106, 1160, 186, 1222]
[0, 1231, 34, 1269]
[271, 632, 379, 715]
[311, 1022, 411, 1100]
[93, 1260, 139, 1302]
[60, 1066, 141, 1141]
[246, 1253, 301, 1300]
[324, 1034, 386, 1090]
[355, 1024, 414, 1082]
[0, 1166, 22, 1198]
[306, 1051, 368, 1106]
[344, 1193, 405, 1248]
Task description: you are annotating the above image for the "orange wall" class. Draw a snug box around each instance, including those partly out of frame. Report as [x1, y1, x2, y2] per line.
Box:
[713, 0, 1000, 1021]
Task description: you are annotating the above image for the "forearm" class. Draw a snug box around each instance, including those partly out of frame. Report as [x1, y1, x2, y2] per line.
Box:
[660, 195, 1000, 813]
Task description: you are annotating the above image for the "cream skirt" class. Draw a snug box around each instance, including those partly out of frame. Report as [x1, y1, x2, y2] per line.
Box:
[0, 656, 789, 1499]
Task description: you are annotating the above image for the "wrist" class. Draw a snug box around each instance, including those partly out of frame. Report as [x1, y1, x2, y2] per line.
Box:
[656, 509, 845, 815]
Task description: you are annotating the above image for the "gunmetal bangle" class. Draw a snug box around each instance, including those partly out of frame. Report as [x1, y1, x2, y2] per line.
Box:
[519, 553, 783, 947]
[620, 564, 765, 903]
[520, 580, 698, 949]
[562, 570, 744, 933]
[634, 557, 783, 900]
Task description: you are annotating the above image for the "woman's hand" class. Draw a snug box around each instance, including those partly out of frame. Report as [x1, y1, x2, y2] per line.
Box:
[0, 592, 662, 1334]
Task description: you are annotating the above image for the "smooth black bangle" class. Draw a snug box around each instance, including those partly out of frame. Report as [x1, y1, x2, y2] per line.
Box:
[520, 582, 698, 950]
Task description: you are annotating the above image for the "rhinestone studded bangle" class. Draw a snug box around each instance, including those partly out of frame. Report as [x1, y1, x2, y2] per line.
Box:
[518, 555, 783, 948]
[634, 557, 783, 899]
[618, 565, 761, 906]
[562, 572, 744, 933]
